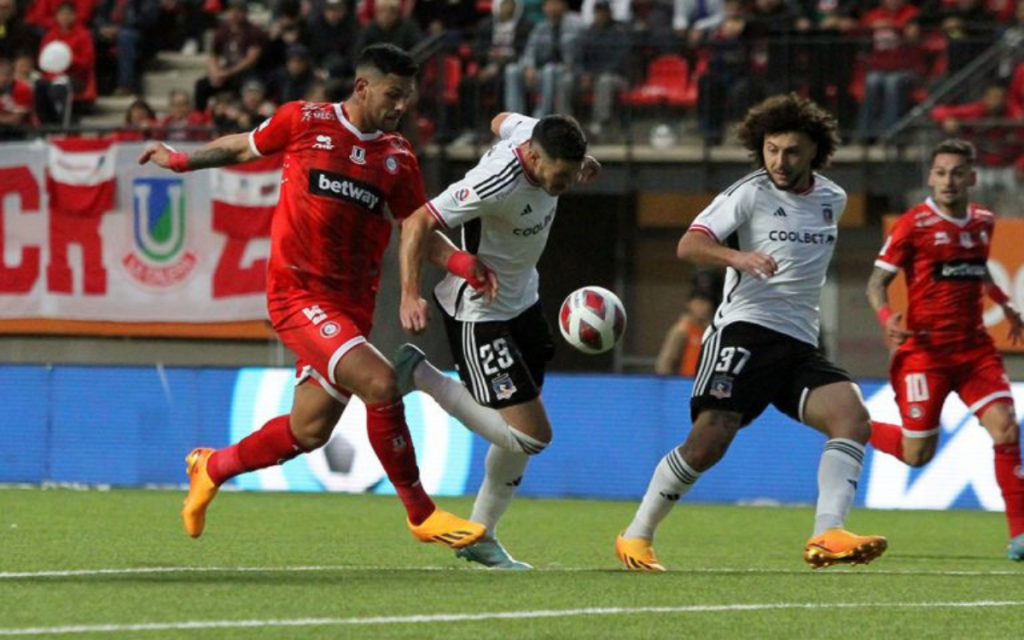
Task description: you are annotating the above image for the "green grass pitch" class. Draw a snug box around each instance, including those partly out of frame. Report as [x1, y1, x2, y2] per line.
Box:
[2, 488, 1022, 639]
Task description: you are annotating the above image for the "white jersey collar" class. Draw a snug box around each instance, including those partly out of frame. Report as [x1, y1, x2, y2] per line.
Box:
[924, 197, 972, 227]
[335, 103, 384, 142]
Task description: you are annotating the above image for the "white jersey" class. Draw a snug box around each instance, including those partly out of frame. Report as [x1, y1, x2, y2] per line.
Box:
[690, 169, 847, 346]
[427, 114, 559, 322]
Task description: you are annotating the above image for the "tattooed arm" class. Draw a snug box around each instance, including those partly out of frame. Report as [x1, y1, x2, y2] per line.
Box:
[137, 133, 258, 171]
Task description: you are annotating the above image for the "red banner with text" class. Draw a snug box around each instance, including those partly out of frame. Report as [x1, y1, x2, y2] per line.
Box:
[0, 140, 280, 338]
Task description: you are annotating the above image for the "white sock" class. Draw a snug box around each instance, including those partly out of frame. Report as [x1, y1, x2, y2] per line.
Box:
[623, 448, 701, 540]
[470, 444, 529, 537]
[813, 438, 865, 536]
[414, 359, 547, 454]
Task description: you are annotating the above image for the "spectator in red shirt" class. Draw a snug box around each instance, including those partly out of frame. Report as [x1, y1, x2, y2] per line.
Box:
[1006, 59, 1024, 118]
[38, 1, 96, 117]
[157, 88, 210, 140]
[111, 96, 156, 140]
[0, 54, 33, 138]
[855, 0, 922, 142]
[193, 0, 266, 111]
[25, 0, 97, 34]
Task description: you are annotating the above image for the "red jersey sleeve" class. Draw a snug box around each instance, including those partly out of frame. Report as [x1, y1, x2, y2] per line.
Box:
[876, 212, 913, 272]
[387, 143, 427, 221]
[250, 101, 299, 156]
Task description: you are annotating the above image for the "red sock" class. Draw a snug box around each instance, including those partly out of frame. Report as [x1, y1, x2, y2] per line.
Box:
[870, 421, 905, 460]
[366, 399, 435, 525]
[994, 442, 1024, 538]
[207, 415, 306, 485]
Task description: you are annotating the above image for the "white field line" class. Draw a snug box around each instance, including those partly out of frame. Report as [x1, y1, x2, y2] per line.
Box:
[0, 601, 1022, 636]
[1, 565, 1022, 580]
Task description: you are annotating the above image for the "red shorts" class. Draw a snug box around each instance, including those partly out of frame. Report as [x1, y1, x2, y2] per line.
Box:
[890, 336, 1013, 438]
[267, 291, 374, 403]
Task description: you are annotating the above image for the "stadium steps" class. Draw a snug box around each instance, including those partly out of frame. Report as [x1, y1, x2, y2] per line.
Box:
[80, 51, 207, 128]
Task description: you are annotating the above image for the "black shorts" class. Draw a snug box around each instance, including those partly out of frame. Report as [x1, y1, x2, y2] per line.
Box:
[436, 298, 556, 409]
[691, 322, 852, 426]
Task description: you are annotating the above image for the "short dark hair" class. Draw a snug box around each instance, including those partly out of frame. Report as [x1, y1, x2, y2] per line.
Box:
[931, 138, 976, 165]
[736, 93, 840, 170]
[356, 44, 418, 77]
[532, 115, 587, 161]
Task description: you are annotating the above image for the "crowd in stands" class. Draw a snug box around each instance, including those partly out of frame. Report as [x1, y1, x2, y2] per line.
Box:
[0, 0, 1023, 148]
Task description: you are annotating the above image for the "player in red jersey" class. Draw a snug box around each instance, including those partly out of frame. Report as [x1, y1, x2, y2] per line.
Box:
[866, 138, 1024, 561]
[138, 44, 488, 550]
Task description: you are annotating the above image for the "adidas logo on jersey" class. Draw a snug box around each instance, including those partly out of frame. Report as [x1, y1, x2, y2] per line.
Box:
[520, 204, 533, 216]
[773, 207, 787, 217]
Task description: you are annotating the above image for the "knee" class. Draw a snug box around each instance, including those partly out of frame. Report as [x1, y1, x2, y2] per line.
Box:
[360, 368, 399, 405]
[680, 437, 728, 472]
[989, 418, 1020, 445]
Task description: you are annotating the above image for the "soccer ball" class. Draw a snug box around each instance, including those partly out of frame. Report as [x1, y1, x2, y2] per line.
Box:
[558, 286, 626, 354]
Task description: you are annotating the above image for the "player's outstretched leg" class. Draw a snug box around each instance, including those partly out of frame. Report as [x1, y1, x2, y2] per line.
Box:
[1008, 533, 1024, 561]
[803, 529, 888, 569]
[394, 343, 426, 396]
[182, 448, 219, 538]
[456, 538, 532, 570]
[408, 509, 487, 549]
[615, 534, 666, 572]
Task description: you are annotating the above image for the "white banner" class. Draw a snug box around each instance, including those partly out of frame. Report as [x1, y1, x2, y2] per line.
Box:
[0, 140, 280, 323]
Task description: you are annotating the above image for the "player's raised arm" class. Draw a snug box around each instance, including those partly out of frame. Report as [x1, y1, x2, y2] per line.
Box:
[137, 132, 258, 172]
[677, 227, 778, 280]
[491, 112, 512, 138]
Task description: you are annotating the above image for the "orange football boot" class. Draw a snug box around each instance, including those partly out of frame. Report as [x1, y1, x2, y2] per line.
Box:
[182, 448, 219, 538]
[615, 534, 667, 572]
[408, 509, 486, 549]
[803, 528, 887, 569]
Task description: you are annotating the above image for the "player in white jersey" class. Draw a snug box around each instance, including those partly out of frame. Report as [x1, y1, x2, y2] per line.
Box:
[394, 113, 601, 569]
[616, 94, 888, 571]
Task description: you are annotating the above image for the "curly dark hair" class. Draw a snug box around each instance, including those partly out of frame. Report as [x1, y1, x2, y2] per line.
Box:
[736, 93, 840, 171]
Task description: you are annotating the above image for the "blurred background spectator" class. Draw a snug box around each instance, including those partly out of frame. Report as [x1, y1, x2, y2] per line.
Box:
[505, 0, 584, 117]
[306, 0, 358, 86]
[36, 1, 96, 123]
[576, 0, 630, 137]
[157, 87, 210, 139]
[0, 53, 33, 137]
[193, 0, 265, 111]
[919, 0, 997, 77]
[449, 0, 531, 144]
[855, 0, 922, 142]
[92, 0, 161, 96]
[355, 0, 422, 53]
[111, 95, 155, 139]
[654, 268, 723, 377]
[0, 0, 36, 60]
[269, 42, 316, 103]
[235, 76, 273, 127]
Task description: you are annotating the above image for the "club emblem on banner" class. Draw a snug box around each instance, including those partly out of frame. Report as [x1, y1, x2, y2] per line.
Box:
[122, 177, 198, 287]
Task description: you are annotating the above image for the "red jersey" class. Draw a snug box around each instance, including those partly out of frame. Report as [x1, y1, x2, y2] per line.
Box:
[250, 100, 426, 316]
[0, 79, 33, 121]
[875, 199, 994, 344]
